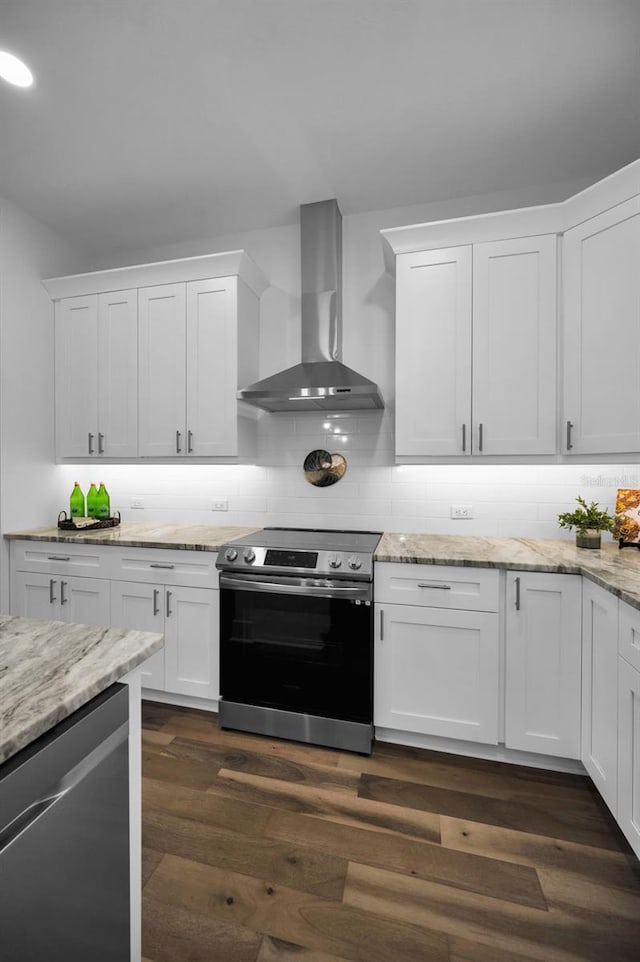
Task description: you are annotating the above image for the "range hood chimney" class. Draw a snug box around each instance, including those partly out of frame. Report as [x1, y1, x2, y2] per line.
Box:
[238, 199, 384, 412]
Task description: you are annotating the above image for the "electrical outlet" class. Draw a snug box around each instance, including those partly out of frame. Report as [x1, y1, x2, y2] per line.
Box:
[211, 500, 228, 512]
[130, 497, 145, 509]
[451, 504, 473, 519]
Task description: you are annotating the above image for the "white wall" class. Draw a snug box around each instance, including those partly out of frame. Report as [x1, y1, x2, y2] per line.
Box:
[0, 199, 83, 610]
[50, 170, 634, 545]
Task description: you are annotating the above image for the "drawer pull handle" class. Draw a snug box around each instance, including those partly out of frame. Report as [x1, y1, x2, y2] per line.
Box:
[48, 556, 70, 562]
[418, 583, 452, 590]
[149, 563, 175, 569]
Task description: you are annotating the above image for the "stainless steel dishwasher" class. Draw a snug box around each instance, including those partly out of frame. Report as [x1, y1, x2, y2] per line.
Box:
[0, 683, 130, 961]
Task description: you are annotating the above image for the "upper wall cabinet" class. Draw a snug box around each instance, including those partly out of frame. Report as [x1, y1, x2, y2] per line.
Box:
[45, 252, 268, 462]
[55, 290, 138, 459]
[390, 230, 557, 458]
[562, 196, 640, 455]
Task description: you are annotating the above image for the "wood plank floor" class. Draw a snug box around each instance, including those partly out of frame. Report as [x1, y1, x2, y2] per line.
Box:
[141, 702, 640, 962]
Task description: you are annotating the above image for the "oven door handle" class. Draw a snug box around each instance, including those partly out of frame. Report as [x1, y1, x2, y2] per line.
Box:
[219, 573, 372, 602]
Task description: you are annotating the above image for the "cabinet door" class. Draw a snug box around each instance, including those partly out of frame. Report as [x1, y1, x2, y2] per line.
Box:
[618, 657, 640, 859]
[11, 571, 61, 620]
[138, 283, 186, 457]
[505, 572, 581, 757]
[473, 236, 557, 455]
[59, 576, 111, 627]
[186, 278, 237, 457]
[55, 295, 98, 459]
[395, 248, 472, 457]
[374, 603, 499, 743]
[98, 290, 138, 457]
[563, 197, 640, 454]
[163, 586, 219, 700]
[582, 580, 619, 814]
[111, 580, 165, 691]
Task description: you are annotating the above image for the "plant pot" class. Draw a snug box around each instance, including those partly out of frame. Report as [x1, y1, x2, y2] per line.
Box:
[576, 530, 602, 549]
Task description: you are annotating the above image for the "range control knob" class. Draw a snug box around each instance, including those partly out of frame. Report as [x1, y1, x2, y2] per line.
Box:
[243, 548, 256, 564]
[224, 548, 238, 562]
[348, 555, 363, 570]
[327, 553, 342, 569]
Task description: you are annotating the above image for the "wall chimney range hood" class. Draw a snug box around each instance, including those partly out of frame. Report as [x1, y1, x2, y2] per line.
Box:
[238, 199, 384, 412]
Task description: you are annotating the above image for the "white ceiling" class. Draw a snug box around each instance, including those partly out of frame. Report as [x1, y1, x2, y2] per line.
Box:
[1, 0, 640, 259]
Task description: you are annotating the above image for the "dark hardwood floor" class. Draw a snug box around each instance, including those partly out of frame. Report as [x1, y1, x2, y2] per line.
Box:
[141, 702, 640, 962]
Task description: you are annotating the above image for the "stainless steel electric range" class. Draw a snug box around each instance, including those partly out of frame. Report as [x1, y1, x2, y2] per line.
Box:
[216, 527, 382, 754]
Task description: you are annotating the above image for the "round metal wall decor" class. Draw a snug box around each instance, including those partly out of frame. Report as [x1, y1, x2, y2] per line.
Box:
[303, 449, 347, 487]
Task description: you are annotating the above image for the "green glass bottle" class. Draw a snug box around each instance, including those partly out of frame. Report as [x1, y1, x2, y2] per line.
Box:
[96, 482, 110, 519]
[69, 482, 85, 518]
[86, 482, 98, 518]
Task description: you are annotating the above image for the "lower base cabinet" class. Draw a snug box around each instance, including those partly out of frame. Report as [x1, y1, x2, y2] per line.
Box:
[11, 570, 111, 626]
[110, 581, 219, 701]
[505, 571, 582, 758]
[581, 580, 619, 815]
[374, 602, 499, 744]
[618, 656, 640, 858]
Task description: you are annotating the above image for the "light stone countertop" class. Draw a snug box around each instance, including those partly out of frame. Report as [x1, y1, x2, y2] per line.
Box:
[376, 533, 640, 611]
[0, 615, 163, 765]
[3, 522, 262, 551]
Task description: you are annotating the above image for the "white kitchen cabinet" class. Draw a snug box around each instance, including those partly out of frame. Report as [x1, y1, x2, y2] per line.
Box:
[395, 247, 472, 456]
[46, 250, 267, 463]
[563, 196, 640, 455]
[374, 602, 499, 744]
[617, 656, 640, 859]
[11, 570, 111, 626]
[55, 290, 138, 459]
[110, 580, 219, 700]
[138, 283, 187, 457]
[394, 235, 556, 458]
[505, 571, 582, 758]
[581, 579, 619, 815]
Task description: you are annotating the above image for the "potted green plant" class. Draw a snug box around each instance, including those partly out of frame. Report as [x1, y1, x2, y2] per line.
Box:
[557, 496, 614, 548]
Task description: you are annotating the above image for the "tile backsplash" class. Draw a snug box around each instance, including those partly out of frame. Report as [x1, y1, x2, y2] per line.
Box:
[56, 411, 639, 541]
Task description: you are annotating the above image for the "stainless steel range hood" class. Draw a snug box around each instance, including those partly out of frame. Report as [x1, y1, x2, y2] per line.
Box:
[238, 199, 384, 412]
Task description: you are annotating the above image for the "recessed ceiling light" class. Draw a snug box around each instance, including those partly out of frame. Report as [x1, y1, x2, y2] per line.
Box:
[0, 51, 34, 88]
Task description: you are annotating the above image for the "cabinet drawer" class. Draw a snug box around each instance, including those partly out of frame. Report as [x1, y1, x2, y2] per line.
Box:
[375, 562, 499, 612]
[111, 548, 218, 588]
[619, 600, 640, 673]
[10, 540, 110, 578]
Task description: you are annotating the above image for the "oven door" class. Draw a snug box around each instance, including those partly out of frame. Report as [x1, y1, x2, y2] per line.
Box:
[219, 572, 373, 724]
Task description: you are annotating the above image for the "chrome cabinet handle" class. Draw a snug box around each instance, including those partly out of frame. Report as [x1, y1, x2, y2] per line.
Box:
[478, 423, 483, 452]
[153, 588, 159, 616]
[379, 608, 384, 641]
[187, 430, 193, 454]
[566, 420, 574, 451]
[60, 580, 67, 605]
[47, 556, 70, 562]
[462, 423, 466, 453]
[149, 563, 175, 570]
[515, 576, 521, 611]
[88, 432, 95, 455]
[98, 432, 105, 454]
[176, 430, 182, 454]
[166, 589, 172, 617]
[49, 579, 56, 604]
[418, 583, 452, 590]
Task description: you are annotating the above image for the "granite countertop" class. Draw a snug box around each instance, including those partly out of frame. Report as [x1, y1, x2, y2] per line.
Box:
[3, 522, 261, 552]
[0, 615, 163, 764]
[376, 532, 640, 611]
